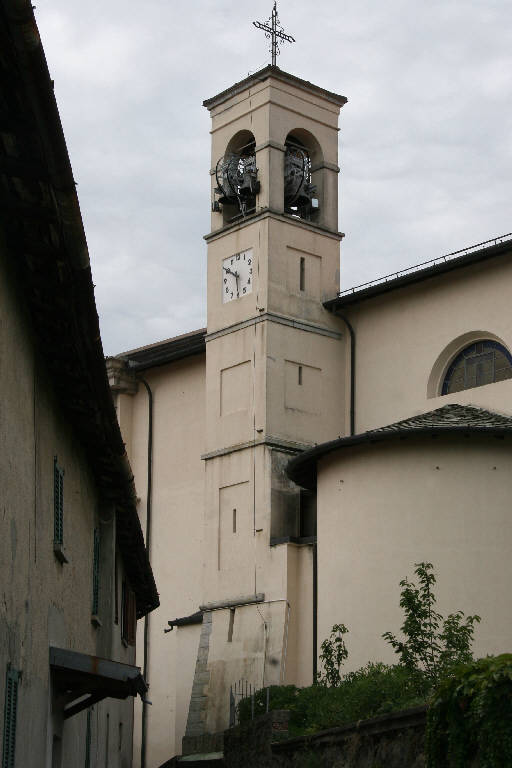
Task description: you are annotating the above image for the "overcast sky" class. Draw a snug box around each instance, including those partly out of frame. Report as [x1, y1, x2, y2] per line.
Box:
[36, 0, 512, 355]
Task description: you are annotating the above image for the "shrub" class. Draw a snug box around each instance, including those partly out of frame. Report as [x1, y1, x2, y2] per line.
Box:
[383, 562, 480, 693]
[426, 654, 512, 768]
[237, 664, 425, 736]
[317, 623, 349, 687]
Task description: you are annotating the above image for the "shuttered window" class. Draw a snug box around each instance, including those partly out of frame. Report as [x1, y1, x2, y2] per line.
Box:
[2, 667, 20, 768]
[121, 581, 137, 646]
[53, 458, 64, 546]
[92, 528, 100, 616]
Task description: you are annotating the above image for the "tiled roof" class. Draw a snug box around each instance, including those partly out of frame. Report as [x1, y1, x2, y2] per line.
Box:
[287, 404, 512, 490]
[370, 404, 512, 433]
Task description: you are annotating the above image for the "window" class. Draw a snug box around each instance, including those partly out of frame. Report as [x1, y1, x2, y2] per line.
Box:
[121, 581, 137, 646]
[53, 458, 67, 563]
[442, 340, 512, 395]
[2, 666, 20, 768]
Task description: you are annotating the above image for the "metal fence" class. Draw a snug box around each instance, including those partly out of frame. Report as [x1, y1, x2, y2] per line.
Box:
[229, 679, 271, 727]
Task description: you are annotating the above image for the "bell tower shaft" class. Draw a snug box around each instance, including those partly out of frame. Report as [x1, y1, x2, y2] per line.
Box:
[184, 66, 347, 743]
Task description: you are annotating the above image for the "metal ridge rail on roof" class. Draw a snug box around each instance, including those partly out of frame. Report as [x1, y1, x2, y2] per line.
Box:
[338, 232, 512, 298]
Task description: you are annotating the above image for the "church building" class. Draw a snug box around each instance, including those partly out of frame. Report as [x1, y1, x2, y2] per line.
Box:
[107, 62, 512, 768]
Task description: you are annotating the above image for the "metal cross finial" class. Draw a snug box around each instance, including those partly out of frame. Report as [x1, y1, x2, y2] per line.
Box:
[253, 2, 295, 67]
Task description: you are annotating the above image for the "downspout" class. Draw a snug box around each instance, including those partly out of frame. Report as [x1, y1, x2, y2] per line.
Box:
[139, 377, 153, 768]
[312, 542, 318, 682]
[336, 313, 356, 436]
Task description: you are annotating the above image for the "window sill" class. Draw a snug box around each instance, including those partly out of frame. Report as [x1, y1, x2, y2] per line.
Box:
[53, 542, 68, 564]
[91, 615, 102, 628]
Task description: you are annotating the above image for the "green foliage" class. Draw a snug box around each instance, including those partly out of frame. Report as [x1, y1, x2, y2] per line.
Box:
[382, 562, 480, 692]
[237, 664, 425, 737]
[238, 562, 487, 749]
[317, 623, 349, 687]
[426, 654, 512, 768]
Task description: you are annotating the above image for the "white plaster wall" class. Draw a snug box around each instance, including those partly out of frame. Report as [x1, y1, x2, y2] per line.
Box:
[0, 244, 135, 766]
[205, 601, 289, 734]
[119, 355, 205, 767]
[284, 544, 314, 687]
[317, 437, 512, 674]
[346, 253, 512, 433]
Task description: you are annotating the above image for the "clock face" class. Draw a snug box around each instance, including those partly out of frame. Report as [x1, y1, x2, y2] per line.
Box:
[222, 249, 253, 303]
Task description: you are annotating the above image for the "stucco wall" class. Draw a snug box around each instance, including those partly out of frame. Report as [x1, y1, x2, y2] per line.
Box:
[345, 253, 512, 433]
[0, 245, 135, 765]
[316, 435, 512, 673]
[116, 354, 206, 768]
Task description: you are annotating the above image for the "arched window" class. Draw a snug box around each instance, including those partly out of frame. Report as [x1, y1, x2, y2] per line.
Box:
[214, 130, 258, 224]
[442, 340, 512, 395]
[284, 129, 323, 222]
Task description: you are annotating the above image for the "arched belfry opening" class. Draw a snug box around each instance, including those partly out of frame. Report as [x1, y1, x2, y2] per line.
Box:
[284, 129, 322, 221]
[213, 130, 260, 224]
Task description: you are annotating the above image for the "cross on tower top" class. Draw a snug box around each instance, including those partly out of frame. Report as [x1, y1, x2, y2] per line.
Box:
[253, 2, 296, 67]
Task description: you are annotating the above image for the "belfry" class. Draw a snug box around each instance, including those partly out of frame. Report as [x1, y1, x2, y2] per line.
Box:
[190, 64, 347, 736]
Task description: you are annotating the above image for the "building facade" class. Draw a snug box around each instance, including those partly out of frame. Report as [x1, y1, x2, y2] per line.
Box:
[0, 2, 159, 766]
[109, 65, 512, 767]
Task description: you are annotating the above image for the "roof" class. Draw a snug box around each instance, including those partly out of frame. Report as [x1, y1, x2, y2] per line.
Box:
[203, 65, 347, 111]
[325, 235, 512, 311]
[117, 328, 206, 371]
[1, 0, 158, 617]
[166, 611, 203, 630]
[287, 404, 512, 489]
[50, 646, 146, 719]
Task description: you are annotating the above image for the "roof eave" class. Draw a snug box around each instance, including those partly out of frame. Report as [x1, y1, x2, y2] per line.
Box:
[325, 237, 512, 311]
[287, 425, 512, 490]
[203, 65, 347, 111]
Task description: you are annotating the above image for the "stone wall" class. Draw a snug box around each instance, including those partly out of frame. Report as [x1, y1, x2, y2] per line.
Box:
[224, 707, 427, 768]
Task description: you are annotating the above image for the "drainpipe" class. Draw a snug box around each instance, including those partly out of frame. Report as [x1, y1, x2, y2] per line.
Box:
[139, 377, 153, 768]
[312, 542, 318, 682]
[336, 313, 356, 436]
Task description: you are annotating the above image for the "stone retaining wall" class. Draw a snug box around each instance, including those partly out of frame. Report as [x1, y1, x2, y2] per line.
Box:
[224, 706, 427, 768]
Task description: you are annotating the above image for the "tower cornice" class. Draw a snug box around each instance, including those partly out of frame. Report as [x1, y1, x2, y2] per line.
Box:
[204, 208, 345, 243]
[203, 65, 347, 111]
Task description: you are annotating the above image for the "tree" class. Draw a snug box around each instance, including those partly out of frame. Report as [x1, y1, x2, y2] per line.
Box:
[382, 562, 480, 689]
[317, 623, 349, 687]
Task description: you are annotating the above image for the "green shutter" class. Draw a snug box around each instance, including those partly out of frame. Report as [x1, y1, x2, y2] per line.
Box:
[92, 528, 100, 615]
[2, 667, 20, 768]
[84, 708, 92, 768]
[53, 458, 64, 546]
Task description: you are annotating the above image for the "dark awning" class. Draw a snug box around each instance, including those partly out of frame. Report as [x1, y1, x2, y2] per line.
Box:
[50, 646, 147, 719]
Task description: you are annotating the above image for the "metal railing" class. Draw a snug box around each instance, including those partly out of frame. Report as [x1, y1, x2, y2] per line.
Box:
[229, 680, 271, 727]
[338, 232, 512, 298]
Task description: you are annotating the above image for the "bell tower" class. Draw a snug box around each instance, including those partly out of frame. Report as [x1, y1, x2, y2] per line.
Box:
[184, 66, 347, 743]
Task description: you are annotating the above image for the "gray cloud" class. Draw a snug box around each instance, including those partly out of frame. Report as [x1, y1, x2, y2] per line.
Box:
[36, 0, 512, 354]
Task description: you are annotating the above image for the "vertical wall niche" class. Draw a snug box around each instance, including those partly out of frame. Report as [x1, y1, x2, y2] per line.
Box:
[286, 247, 321, 299]
[218, 481, 250, 571]
[284, 129, 323, 223]
[284, 360, 321, 414]
[270, 450, 317, 541]
[214, 130, 259, 225]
